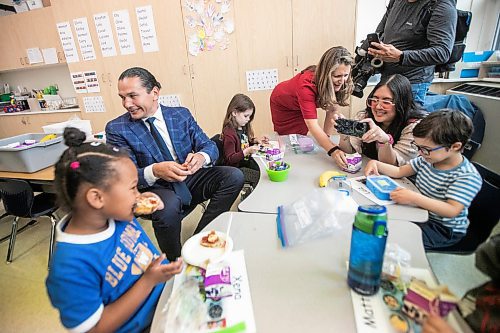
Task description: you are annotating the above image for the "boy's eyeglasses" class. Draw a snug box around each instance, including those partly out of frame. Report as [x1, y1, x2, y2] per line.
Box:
[411, 141, 447, 155]
[366, 98, 395, 109]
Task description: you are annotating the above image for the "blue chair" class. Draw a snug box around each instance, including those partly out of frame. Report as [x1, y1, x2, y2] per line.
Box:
[0, 179, 58, 265]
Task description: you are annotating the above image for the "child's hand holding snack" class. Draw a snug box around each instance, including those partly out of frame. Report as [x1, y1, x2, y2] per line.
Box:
[243, 145, 259, 156]
[134, 192, 164, 215]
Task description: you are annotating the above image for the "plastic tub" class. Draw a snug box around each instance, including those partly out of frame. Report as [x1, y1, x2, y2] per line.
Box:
[0, 133, 65, 173]
[266, 164, 291, 182]
[366, 175, 399, 200]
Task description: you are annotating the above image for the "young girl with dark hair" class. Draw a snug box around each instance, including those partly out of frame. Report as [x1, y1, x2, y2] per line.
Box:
[334, 74, 427, 168]
[221, 93, 267, 188]
[46, 128, 182, 333]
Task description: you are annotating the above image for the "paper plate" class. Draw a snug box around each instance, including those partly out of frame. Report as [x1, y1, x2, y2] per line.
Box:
[181, 231, 233, 268]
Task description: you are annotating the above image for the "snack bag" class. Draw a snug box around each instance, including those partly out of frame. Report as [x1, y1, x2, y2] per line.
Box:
[343, 153, 362, 173]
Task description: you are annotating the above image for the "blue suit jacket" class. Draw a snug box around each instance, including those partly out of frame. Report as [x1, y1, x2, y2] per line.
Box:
[105, 105, 218, 188]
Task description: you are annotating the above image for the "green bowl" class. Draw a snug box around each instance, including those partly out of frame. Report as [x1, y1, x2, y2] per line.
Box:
[266, 163, 291, 182]
[0, 93, 12, 102]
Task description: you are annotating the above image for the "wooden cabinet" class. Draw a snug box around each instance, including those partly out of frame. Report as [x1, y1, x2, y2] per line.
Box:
[0, 7, 65, 71]
[0, 110, 81, 138]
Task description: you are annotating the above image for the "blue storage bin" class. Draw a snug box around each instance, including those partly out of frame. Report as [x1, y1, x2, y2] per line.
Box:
[462, 51, 494, 62]
[366, 175, 399, 200]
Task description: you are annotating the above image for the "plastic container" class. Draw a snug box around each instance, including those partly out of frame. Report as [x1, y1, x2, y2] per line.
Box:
[347, 205, 388, 296]
[0, 133, 65, 173]
[266, 164, 291, 182]
[366, 175, 399, 200]
[298, 136, 314, 152]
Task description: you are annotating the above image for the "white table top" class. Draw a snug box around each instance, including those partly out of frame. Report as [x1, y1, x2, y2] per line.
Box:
[239, 143, 428, 222]
[151, 212, 431, 333]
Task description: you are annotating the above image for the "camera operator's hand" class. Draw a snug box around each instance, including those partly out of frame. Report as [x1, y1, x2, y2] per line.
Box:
[360, 118, 391, 144]
[368, 42, 402, 63]
[331, 149, 348, 170]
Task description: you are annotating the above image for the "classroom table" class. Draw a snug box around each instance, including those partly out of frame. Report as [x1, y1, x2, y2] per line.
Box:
[238, 142, 428, 222]
[0, 165, 55, 182]
[150, 212, 431, 333]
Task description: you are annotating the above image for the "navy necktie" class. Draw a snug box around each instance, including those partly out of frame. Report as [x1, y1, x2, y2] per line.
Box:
[146, 117, 192, 206]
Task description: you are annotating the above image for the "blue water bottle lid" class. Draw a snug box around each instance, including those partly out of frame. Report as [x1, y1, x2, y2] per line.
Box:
[358, 205, 387, 215]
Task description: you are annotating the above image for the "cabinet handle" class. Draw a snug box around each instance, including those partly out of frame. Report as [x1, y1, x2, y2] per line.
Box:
[183, 65, 188, 75]
[24, 57, 30, 66]
[107, 73, 112, 86]
[20, 57, 24, 66]
[57, 51, 64, 62]
[101, 73, 107, 83]
[295, 55, 299, 67]
[189, 64, 195, 76]
[286, 56, 290, 67]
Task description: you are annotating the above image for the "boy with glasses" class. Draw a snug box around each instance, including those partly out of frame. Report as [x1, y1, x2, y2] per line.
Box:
[364, 109, 482, 249]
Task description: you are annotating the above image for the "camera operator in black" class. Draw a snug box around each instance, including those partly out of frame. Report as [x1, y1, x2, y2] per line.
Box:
[368, 0, 457, 105]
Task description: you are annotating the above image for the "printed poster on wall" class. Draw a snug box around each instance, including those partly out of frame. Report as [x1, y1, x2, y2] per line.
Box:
[70, 72, 87, 94]
[93, 12, 118, 57]
[135, 5, 159, 52]
[113, 10, 136, 55]
[84, 70, 100, 93]
[246, 69, 279, 91]
[56, 21, 80, 63]
[73, 17, 97, 61]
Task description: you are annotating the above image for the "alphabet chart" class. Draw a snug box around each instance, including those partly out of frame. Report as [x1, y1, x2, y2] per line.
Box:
[246, 69, 279, 91]
[158, 95, 181, 107]
[83, 96, 106, 113]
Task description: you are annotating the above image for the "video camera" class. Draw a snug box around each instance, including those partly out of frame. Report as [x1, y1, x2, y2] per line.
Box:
[351, 33, 384, 98]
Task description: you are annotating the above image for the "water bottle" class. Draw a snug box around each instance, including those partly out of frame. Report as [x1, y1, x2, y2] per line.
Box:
[347, 205, 388, 295]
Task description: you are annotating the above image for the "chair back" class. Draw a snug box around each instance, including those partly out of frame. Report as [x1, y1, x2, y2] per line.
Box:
[428, 162, 500, 254]
[467, 162, 500, 245]
[0, 179, 35, 218]
[211, 134, 224, 166]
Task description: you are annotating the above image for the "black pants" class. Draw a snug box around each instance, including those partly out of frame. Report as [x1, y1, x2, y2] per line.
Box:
[416, 220, 465, 250]
[148, 166, 244, 261]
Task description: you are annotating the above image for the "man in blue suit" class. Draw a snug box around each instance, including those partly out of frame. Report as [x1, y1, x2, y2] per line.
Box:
[106, 67, 244, 260]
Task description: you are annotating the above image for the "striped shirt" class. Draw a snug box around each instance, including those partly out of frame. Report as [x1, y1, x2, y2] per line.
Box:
[410, 156, 482, 233]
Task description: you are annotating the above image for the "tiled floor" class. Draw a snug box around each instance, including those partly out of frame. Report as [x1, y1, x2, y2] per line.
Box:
[0, 199, 496, 332]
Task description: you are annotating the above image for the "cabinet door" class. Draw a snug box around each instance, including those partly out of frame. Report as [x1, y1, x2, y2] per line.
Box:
[292, 0, 356, 73]
[10, 7, 66, 69]
[0, 15, 22, 70]
[234, 0, 293, 136]
[180, 1, 240, 137]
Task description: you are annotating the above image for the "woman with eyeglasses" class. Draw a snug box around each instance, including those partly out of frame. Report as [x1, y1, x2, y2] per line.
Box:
[270, 46, 354, 160]
[333, 74, 426, 169]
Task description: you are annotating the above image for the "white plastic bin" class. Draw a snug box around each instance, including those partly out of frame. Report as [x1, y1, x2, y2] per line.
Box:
[42, 119, 93, 140]
[0, 133, 65, 173]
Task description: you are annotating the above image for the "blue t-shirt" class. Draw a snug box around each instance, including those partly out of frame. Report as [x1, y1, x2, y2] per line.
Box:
[410, 156, 482, 233]
[46, 217, 165, 333]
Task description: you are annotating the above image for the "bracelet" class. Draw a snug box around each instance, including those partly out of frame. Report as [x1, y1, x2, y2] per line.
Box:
[327, 146, 340, 156]
[377, 134, 394, 147]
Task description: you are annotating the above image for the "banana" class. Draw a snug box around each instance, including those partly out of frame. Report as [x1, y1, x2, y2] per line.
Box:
[319, 170, 347, 187]
[39, 134, 57, 143]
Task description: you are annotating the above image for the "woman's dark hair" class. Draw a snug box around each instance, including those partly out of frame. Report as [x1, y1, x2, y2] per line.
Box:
[221, 94, 256, 140]
[413, 109, 473, 147]
[362, 74, 427, 159]
[118, 67, 161, 93]
[54, 127, 129, 212]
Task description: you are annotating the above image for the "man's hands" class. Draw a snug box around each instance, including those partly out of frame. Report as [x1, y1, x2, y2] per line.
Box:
[368, 42, 402, 63]
[152, 153, 206, 182]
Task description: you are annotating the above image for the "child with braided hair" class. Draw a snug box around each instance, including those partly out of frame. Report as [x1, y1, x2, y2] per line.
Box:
[46, 127, 183, 333]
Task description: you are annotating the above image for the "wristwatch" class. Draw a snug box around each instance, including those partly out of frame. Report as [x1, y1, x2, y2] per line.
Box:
[327, 146, 340, 156]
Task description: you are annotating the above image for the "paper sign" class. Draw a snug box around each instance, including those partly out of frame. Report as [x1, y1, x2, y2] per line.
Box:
[42, 48, 58, 65]
[113, 10, 136, 55]
[93, 12, 117, 57]
[73, 17, 97, 61]
[70, 72, 87, 94]
[27, 48, 44, 64]
[84, 70, 100, 93]
[135, 5, 159, 52]
[83, 96, 106, 113]
[56, 22, 80, 63]
[158, 95, 181, 107]
[246, 69, 279, 91]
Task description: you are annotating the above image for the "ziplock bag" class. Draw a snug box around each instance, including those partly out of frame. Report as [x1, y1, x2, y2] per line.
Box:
[277, 188, 358, 247]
